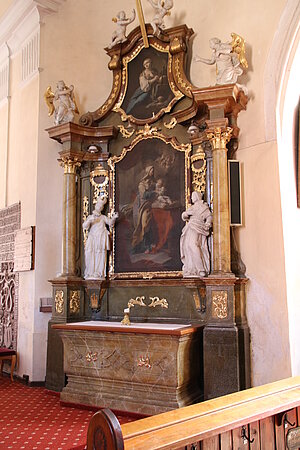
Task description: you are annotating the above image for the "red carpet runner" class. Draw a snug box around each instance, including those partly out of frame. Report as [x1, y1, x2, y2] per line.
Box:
[0, 377, 134, 449]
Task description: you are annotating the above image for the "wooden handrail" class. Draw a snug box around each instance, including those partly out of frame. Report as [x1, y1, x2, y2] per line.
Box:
[87, 377, 300, 449]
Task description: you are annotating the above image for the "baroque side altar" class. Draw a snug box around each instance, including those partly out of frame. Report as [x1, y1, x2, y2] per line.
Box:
[44, 5, 250, 413]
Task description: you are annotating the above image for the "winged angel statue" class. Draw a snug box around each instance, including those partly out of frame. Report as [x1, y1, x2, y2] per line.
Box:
[44, 80, 79, 125]
[195, 33, 248, 87]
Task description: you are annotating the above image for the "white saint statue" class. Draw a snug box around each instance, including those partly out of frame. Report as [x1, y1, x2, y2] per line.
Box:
[180, 191, 212, 277]
[83, 196, 118, 280]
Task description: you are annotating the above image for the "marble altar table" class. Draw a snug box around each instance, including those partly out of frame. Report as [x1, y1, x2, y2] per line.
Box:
[53, 321, 203, 415]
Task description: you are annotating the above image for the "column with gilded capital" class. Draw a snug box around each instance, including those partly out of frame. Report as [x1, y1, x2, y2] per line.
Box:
[206, 122, 232, 275]
[59, 156, 81, 277]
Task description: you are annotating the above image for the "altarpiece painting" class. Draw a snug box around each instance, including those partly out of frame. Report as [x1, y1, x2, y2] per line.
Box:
[113, 135, 189, 276]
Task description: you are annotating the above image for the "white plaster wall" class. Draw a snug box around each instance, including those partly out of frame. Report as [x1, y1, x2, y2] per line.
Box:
[277, 34, 300, 376]
[0, 100, 8, 207]
[6, 52, 39, 380]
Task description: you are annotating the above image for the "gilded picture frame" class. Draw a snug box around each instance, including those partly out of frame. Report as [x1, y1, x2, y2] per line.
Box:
[108, 130, 191, 278]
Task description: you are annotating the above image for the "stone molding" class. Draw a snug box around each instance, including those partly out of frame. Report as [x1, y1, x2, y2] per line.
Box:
[0, 44, 9, 101]
[0, 0, 65, 57]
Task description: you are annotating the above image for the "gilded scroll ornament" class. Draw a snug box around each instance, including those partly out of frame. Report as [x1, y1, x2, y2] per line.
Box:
[135, 123, 160, 137]
[90, 293, 98, 310]
[148, 297, 168, 309]
[83, 196, 89, 246]
[86, 352, 98, 362]
[69, 291, 80, 314]
[137, 356, 151, 369]
[59, 157, 81, 174]
[212, 290, 228, 319]
[174, 55, 192, 95]
[55, 290, 64, 314]
[164, 117, 177, 129]
[128, 296, 147, 309]
[191, 149, 207, 193]
[206, 127, 233, 150]
[90, 164, 109, 204]
[118, 124, 135, 138]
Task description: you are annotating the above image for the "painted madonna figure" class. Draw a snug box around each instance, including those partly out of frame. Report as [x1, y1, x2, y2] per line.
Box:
[180, 191, 213, 277]
[83, 196, 118, 280]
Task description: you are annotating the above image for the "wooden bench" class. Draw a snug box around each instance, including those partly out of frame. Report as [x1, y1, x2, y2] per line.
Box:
[0, 348, 17, 382]
[86, 376, 300, 449]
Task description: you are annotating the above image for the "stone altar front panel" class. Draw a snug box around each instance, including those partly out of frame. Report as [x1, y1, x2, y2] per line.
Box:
[54, 321, 203, 415]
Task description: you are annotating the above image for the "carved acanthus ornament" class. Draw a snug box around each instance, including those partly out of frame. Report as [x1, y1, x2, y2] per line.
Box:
[69, 291, 80, 314]
[86, 352, 98, 362]
[148, 297, 168, 309]
[137, 356, 151, 368]
[191, 147, 207, 193]
[59, 157, 81, 174]
[55, 290, 64, 314]
[128, 296, 147, 309]
[206, 127, 233, 150]
[82, 196, 89, 246]
[90, 164, 109, 204]
[212, 290, 228, 319]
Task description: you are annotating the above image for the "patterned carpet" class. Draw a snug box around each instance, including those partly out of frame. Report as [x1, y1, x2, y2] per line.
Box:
[0, 376, 134, 449]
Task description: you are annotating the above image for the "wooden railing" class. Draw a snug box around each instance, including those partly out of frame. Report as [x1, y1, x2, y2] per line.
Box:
[86, 377, 300, 449]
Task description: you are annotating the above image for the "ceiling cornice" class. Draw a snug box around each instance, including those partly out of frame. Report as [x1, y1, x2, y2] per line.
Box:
[0, 0, 65, 53]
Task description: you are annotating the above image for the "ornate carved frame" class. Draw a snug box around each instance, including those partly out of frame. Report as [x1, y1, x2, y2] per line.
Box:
[108, 129, 191, 279]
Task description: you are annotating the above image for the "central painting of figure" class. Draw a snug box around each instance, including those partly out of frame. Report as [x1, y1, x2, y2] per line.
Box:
[121, 47, 174, 121]
[114, 138, 186, 275]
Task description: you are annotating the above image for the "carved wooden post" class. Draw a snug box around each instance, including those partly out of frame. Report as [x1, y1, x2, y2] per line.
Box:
[206, 120, 232, 275]
[59, 156, 81, 277]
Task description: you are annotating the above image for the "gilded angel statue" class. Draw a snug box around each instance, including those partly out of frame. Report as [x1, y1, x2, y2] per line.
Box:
[108, 9, 136, 49]
[194, 33, 248, 87]
[44, 80, 79, 125]
[147, 0, 173, 36]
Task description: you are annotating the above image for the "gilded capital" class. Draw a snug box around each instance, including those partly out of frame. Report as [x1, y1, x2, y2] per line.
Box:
[206, 127, 233, 150]
[59, 157, 81, 174]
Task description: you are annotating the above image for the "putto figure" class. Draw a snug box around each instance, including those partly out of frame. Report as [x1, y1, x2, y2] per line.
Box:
[108, 9, 136, 49]
[194, 34, 248, 85]
[147, 0, 173, 36]
[180, 191, 212, 277]
[44, 80, 79, 125]
[83, 196, 118, 280]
